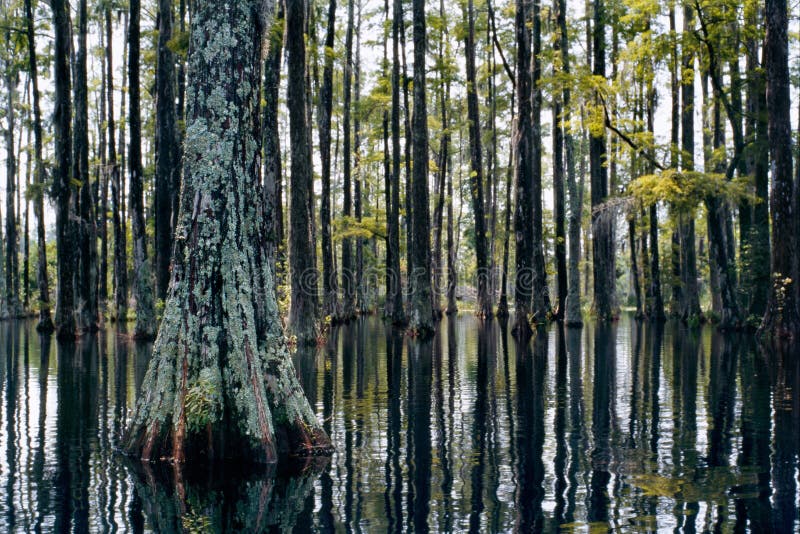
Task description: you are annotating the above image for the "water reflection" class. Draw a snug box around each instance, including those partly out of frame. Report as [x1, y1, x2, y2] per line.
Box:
[0, 316, 799, 532]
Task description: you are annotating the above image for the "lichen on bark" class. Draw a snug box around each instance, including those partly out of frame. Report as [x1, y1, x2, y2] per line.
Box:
[123, 0, 330, 464]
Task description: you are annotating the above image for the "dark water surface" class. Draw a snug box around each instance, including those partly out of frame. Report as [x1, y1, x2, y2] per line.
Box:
[0, 315, 798, 532]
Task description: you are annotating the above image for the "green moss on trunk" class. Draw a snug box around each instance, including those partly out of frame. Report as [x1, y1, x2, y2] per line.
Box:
[124, 0, 331, 463]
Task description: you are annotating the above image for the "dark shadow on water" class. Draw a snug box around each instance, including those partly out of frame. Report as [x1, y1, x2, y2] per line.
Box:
[124, 457, 329, 533]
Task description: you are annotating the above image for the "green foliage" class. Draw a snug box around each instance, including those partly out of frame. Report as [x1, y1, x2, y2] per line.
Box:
[332, 215, 387, 241]
[184, 368, 221, 433]
[628, 170, 753, 213]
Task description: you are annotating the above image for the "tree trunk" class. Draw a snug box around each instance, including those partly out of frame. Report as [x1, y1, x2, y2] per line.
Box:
[386, 0, 406, 325]
[590, 0, 615, 322]
[496, 138, 513, 319]
[263, 5, 284, 288]
[123, 0, 331, 463]
[4, 60, 20, 317]
[760, 0, 800, 338]
[464, 0, 491, 319]
[558, 0, 582, 327]
[552, 0, 568, 321]
[99, 23, 109, 309]
[353, 4, 366, 315]
[531, 0, 551, 324]
[645, 71, 665, 321]
[107, 8, 127, 323]
[513, 0, 534, 337]
[155, 0, 179, 301]
[286, 0, 319, 345]
[74, 0, 98, 332]
[341, 0, 355, 321]
[24, 0, 54, 331]
[318, 0, 340, 322]
[52, 0, 76, 340]
[678, 3, 701, 323]
[408, 0, 434, 336]
[129, 0, 155, 339]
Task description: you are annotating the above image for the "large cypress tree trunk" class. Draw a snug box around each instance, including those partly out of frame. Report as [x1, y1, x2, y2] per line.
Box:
[590, 0, 615, 322]
[408, 0, 434, 336]
[155, 0, 179, 301]
[318, 0, 340, 322]
[129, 0, 155, 340]
[52, 0, 76, 340]
[24, 0, 54, 332]
[74, 0, 98, 332]
[513, 0, 534, 337]
[123, 0, 332, 463]
[386, 0, 406, 325]
[464, 0, 491, 319]
[760, 0, 800, 338]
[286, 0, 320, 345]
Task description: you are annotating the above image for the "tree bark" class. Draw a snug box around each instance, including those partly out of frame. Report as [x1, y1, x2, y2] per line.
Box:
[263, 5, 284, 288]
[531, 0, 551, 324]
[513, 0, 534, 337]
[386, 0, 406, 325]
[4, 57, 19, 317]
[24, 0, 54, 332]
[286, 0, 320, 345]
[155, 0, 179, 301]
[52, 0, 76, 340]
[74, 0, 99, 332]
[678, 3, 701, 323]
[760, 0, 800, 338]
[129, 0, 155, 339]
[464, 0, 491, 319]
[123, 0, 331, 463]
[318, 0, 340, 322]
[341, 0, 356, 321]
[590, 0, 615, 322]
[408, 0, 434, 336]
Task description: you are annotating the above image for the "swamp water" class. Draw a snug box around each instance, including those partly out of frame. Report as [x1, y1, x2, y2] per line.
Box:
[0, 314, 798, 532]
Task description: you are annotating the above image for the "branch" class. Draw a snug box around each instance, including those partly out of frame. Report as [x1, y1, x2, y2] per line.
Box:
[486, 0, 515, 89]
[598, 94, 666, 171]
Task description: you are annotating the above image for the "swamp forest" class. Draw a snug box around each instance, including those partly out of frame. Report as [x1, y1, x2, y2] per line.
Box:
[0, 0, 799, 531]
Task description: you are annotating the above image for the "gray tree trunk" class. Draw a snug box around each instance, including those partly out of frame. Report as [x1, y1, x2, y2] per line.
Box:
[123, 0, 331, 463]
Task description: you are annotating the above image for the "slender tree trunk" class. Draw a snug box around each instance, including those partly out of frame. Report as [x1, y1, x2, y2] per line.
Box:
[590, 0, 615, 322]
[23, 112, 31, 311]
[760, 0, 800, 338]
[531, 0, 551, 324]
[107, 8, 127, 323]
[513, 0, 534, 337]
[645, 71, 665, 321]
[341, 0, 355, 321]
[175, 0, 187, 235]
[496, 134, 513, 318]
[408, 0, 434, 336]
[155, 0, 179, 301]
[668, 5, 682, 317]
[552, 0, 567, 321]
[123, 0, 331, 462]
[678, 3, 701, 323]
[464, 0, 491, 319]
[129, 0, 155, 339]
[432, 0, 449, 317]
[629, 217, 643, 317]
[386, 0, 406, 325]
[24, 0, 54, 331]
[74, 0, 98, 332]
[99, 22, 109, 309]
[264, 5, 284, 287]
[5, 59, 20, 317]
[353, 3, 365, 315]
[52, 0, 76, 340]
[318, 0, 340, 322]
[558, 0, 582, 327]
[401, 13, 413, 289]
[286, 0, 319, 345]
